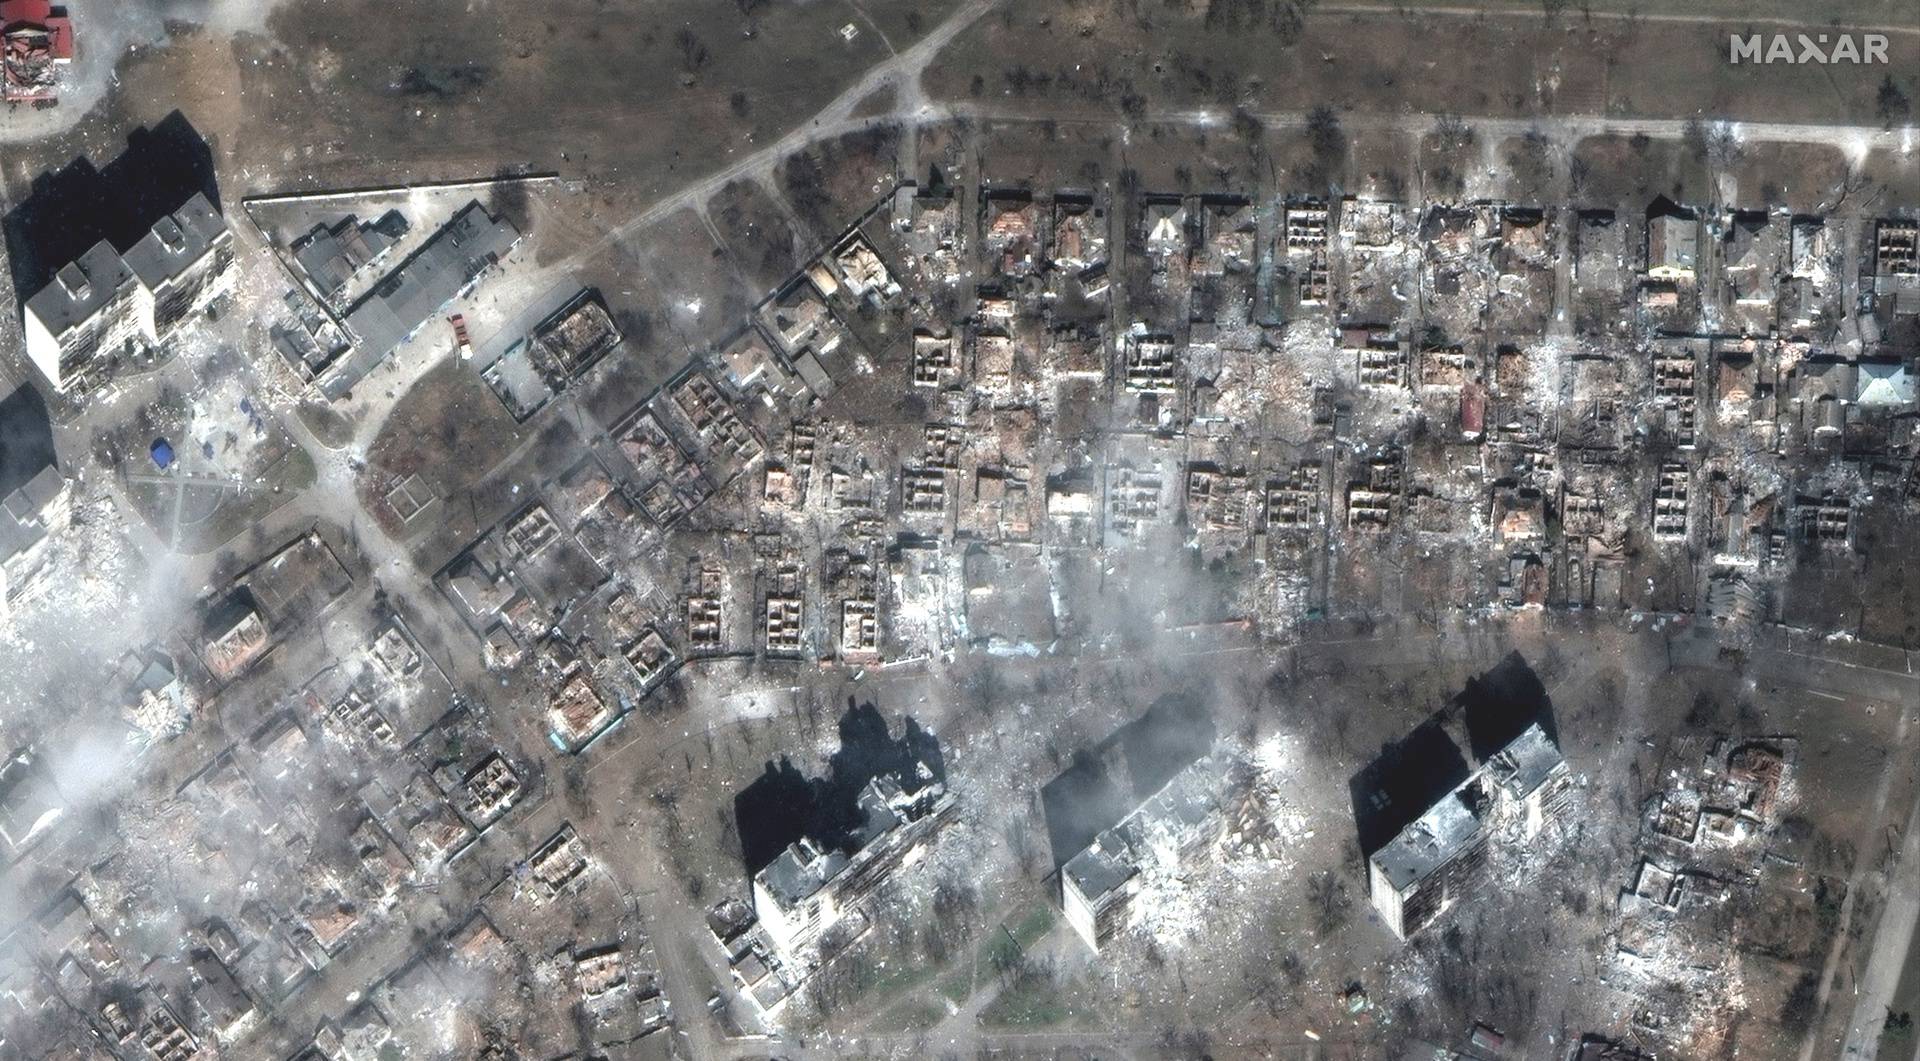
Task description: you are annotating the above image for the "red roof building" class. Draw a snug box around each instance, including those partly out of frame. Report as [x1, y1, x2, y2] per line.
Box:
[2, 0, 71, 103]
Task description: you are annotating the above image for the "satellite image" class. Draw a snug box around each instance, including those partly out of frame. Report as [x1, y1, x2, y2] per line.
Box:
[0, 1, 1916, 1059]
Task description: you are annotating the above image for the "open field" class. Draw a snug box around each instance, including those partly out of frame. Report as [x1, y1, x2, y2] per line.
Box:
[926, 4, 1918, 127]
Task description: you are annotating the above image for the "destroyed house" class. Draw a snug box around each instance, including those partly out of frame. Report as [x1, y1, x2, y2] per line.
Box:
[1, 0, 71, 103]
[1061, 752, 1233, 952]
[751, 766, 955, 959]
[1875, 218, 1919, 277]
[343, 201, 520, 363]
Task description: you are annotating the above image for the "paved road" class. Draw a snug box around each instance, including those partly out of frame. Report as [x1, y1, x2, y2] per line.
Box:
[1842, 751, 1920, 1059]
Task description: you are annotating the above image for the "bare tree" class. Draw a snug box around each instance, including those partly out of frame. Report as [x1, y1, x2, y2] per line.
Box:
[1307, 870, 1353, 935]
[675, 28, 710, 77]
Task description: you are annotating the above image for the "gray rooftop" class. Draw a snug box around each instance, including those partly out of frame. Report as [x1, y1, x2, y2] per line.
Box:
[1369, 780, 1485, 893]
[1649, 213, 1699, 271]
[344, 202, 520, 362]
[1857, 360, 1915, 407]
[0, 465, 62, 566]
[122, 192, 229, 292]
[292, 214, 398, 299]
[759, 837, 849, 908]
[1484, 722, 1566, 802]
[24, 240, 137, 338]
[1062, 751, 1231, 905]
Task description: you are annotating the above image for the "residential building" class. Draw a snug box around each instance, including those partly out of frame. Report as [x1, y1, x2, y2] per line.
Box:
[1646, 200, 1700, 281]
[1061, 752, 1234, 952]
[751, 766, 954, 959]
[1368, 722, 1571, 940]
[121, 192, 236, 339]
[0, 387, 66, 617]
[23, 242, 147, 392]
[0, 465, 68, 618]
[22, 192, 234, 392]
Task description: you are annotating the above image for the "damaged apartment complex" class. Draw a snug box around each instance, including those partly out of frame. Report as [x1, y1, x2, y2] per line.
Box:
[22, 192, 235, 392]
[1366, 721, 1572, 939]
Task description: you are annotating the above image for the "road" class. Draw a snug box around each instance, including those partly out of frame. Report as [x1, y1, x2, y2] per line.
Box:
[545, 0, 1004, 278]
[1841, 734, 1920, 1060]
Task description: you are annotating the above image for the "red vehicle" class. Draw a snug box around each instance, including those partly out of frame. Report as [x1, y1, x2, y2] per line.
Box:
[449, 314, 473, 359]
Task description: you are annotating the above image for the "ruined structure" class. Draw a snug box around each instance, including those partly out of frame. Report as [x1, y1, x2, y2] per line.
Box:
[23, 193, 234, 392]
[1368, 723, 1571, 940]
[751, 766, 955, 960]
[1061, 752, 1235, 952]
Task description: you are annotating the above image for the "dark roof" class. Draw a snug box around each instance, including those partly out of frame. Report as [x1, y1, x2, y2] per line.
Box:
[343, 202, 519, 361]
[24, 240, 136, 338]
[121, 192, 228, 291]
[292, 211, 402, 298]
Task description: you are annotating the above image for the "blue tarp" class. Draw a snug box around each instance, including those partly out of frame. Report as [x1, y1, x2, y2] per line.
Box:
[150, 439, 174, 469]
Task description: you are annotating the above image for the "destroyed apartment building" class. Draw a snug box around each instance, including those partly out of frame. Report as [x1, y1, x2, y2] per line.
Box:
[22, 192, 236, 392]
[1061, 751, 1236, 952]
[750, 764, 956, 962]
[1367, 722, 1572, 940]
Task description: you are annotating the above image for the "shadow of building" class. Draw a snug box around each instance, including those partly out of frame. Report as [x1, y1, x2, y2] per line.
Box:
[0, 385, 56, 496]
[732, 700, 944, 880]
[1348, 716, 1473, 856]
[2, 110, 218, 304]
[1458, 650, 1557, 761]
[1039, 692, 1215, 872]
[1348, 651, 1558, 856]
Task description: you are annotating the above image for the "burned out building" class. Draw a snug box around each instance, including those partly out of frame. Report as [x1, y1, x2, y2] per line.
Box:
[1367, 723, 1572, 940]
[22, 192, 234, 392]
[1061, 752, 1235, 952]
[751, 765, 955, 961]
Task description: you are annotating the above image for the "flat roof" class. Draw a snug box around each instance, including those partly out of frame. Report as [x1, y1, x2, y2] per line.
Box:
[24, 240, 136, 338]
[0, 465, 61, 565]
[122, 192, 228, 291]
[1484, 722, 1565, 801]
[1369, 781, 1484, 893]
[343, 201, 520, 362]
[1062, 751, 1231, 905]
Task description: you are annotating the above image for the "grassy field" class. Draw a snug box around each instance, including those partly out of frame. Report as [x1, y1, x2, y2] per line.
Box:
[1879, 930, 1920, 1058]
[928, 2, 1919, 128]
